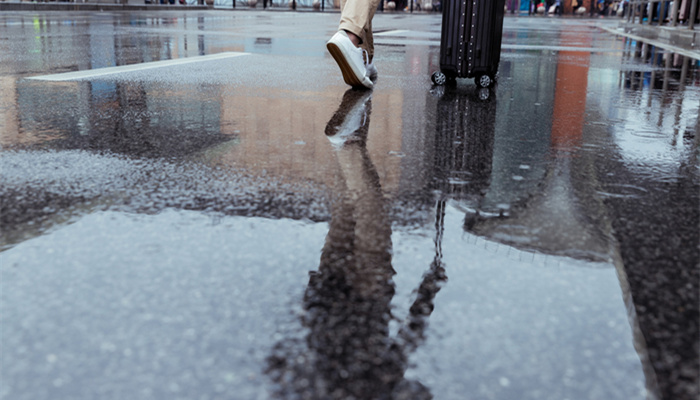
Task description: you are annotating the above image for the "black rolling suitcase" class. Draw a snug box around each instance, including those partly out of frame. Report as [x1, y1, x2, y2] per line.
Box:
[431, 0, 506, 87]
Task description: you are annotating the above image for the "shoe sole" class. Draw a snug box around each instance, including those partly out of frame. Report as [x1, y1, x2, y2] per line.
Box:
[327, 42, 372, 89]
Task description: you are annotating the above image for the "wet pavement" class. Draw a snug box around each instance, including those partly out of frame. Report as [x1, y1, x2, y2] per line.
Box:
[1, 10, 699, 400]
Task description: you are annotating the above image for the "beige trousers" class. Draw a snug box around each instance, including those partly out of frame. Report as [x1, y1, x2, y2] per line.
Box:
[339, 0, 382, 61]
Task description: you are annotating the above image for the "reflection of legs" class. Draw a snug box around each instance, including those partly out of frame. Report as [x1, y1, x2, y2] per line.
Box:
[328, 93, 393, 297]
[325, 89, 372, 147]
[335, 142, 393, 298]
[316, 133, 393, 307]
[305, 94, 396, 399]
[320, 89, 378, 269]
[331, 136, 438, 400]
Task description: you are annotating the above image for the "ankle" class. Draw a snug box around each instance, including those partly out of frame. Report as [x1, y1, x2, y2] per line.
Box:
[344, 30, 361, 47]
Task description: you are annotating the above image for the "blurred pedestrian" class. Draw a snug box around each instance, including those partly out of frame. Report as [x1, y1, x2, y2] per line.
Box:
[326, 0, 380, 89]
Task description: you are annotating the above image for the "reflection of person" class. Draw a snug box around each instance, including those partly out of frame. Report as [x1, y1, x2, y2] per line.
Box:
[308, 89, 397, 398]
[266, 89, 445, 399]
[326, 0, 380, 89]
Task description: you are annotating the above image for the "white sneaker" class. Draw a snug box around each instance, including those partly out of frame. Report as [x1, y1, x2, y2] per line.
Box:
[366, 61, 378, 81]
[325, 89, 373, 148]
[326, 31, 373, 89]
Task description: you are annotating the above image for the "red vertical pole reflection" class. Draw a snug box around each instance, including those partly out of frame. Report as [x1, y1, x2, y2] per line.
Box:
[550, 34, 591, 153]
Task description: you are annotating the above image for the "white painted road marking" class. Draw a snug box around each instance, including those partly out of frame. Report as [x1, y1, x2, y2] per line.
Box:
[27, 52, 250, 82]
[375, 29, 411, 36]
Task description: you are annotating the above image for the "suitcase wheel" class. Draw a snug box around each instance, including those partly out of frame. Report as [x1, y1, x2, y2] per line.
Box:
[431, 71, 447, 86]
[430, 85, 446, 98]
[478, 88, 490, 101]
[476, 74, 494, 88]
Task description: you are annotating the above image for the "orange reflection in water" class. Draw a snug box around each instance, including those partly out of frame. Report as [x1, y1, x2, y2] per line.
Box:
[0, 77, 62, 147]
[550, 33, 591, 153]
[0, 77, 19, 146]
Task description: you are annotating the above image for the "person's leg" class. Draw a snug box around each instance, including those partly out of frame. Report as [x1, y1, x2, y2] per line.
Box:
[339, 0, 381, 60]
[327, 0, 380, 88]
[363, 15, 375, 62]
[362, 17, 378, 80]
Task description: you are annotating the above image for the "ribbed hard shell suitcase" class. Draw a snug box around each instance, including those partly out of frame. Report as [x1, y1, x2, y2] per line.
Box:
[431, 0, 506, 87]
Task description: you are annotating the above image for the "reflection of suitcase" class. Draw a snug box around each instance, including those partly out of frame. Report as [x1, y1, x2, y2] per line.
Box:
[431, 0, 506, 87]
[432, 87, 496, 197]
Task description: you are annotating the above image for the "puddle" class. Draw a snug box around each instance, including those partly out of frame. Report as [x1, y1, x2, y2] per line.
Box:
[1, 11, 696, 400]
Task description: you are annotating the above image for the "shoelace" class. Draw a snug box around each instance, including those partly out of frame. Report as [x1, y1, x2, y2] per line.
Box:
[362, 49, 370, 69]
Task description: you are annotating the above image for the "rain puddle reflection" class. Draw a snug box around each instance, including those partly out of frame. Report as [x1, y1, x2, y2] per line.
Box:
[422, 34, 698, 400]
[1, 11, 696, 400]
[265, 86, 650, 400]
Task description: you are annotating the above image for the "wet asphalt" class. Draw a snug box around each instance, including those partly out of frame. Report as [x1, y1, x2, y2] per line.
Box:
[1, 9, 699, 400]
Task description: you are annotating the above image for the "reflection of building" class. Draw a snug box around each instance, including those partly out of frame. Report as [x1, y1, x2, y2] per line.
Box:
[0, 77, 20, 147]
[14, 80, 232, 158]
[465, 36, 617, 262]
[211, 87, 405, 191]
[2, 14, 250, 156]
[621, 37, 700, 91]
[471, 48, 556, 214]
